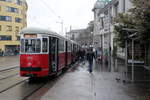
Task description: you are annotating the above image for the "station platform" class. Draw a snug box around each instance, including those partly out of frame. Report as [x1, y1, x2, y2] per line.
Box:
[39, 60, 150, 100]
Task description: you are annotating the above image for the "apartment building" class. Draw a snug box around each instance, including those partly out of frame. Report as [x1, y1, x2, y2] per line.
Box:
[0, 0, 27, 55]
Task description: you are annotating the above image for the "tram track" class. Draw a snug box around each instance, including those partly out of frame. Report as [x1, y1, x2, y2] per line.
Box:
[22, 82, 47, 100]
[0, 77, 49, 100]
[0, 65, 48, 99]
[0, 66, 19, 81]
[0, 72, 28, 94]
[0, 66, 18, 72]
[0, 63, 79, 99]
[0, 78, 28, 93]
[0, 73, 18, 81]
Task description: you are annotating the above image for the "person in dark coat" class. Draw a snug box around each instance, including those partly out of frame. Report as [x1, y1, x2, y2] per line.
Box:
[86, 48, 95, 73]
[77, 49, 82, 61]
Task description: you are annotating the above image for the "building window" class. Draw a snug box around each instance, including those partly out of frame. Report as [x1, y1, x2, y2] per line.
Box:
[16, 0, 22, 5]
[15, 18, 22, 23]
[15, 26, 19, 33]
[0, 35, 12, 41]
[114, 2, 119, 17]
[0, 25, 1, 31]
[6, 25, 12, 31]
[20, 10, 23, 14]
[0, 6, 2, 11]
[0, 15, 12, 22]
[6, 6, 18, 13]
[0, 0, 12, 2]
[17, 36, 20, 41]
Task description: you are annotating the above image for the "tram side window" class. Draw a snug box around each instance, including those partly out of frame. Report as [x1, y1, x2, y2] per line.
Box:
[42, 38, 48, 53]
[36, 39, 41, 53]
[67, 42, 71, 52]
[59, 39, 64, 52]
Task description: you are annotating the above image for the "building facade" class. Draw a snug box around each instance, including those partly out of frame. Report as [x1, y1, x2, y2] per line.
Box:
[0, 0, 27, 55]
[93, 0, 133, 60]
[66, 28, 93, 48]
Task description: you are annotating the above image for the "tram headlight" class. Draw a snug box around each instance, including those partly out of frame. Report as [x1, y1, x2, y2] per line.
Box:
[28, 62, 32, 66]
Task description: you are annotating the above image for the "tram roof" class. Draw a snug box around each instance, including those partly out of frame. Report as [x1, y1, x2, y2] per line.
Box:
[20, 27, 67, 39]
[20, 27, 57, 35]
[20, 27, 79, 45]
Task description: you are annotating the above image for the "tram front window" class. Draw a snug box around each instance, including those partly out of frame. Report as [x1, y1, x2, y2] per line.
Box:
[25, 39, 36, 53]
[21, 39, 41, 53]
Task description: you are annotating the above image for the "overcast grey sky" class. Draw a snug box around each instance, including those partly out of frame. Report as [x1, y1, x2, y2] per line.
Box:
[26, 0, 96, 35]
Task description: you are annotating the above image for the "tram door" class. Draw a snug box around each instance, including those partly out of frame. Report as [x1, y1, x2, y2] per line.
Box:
[50, 37, 58, 72]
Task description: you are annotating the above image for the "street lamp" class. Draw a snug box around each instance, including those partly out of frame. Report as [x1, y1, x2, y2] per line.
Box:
[56, 17, 64, 35]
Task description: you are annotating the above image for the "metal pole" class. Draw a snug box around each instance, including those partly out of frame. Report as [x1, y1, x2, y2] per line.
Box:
[62, 20, 63, 35]
[56, 18, 64, 35]
[102, 35, 104, 66]
[108, 7, 111, 71]
[125, 40, 128, 77]
[101, 35, 103, 64]
[132, 39, 134, 82]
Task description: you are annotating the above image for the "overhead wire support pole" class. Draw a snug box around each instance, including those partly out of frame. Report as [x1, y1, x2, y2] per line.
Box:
[125, 39, 128, 77]
[132, 39, 134, 83]
[56, 18, 64, 35]
[108, 6, 111, 72]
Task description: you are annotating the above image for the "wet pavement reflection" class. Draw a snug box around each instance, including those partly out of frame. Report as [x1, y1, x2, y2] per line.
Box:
[1, 59, 149, 100]
[39, 60, 150, 100]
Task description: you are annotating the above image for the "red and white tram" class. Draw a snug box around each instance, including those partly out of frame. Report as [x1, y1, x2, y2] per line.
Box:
[20, 27, 79, 77]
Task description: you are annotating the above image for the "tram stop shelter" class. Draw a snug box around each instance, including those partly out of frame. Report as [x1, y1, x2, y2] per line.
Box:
[122, 28, 150, 82]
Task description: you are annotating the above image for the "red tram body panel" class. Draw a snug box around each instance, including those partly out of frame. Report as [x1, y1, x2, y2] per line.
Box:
[20, 54, 49, 77]
[58, 53, 66, 70]
[67, 52, 72, 65]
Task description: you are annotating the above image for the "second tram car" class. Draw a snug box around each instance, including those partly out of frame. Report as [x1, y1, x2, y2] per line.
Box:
[20, 28, 79, 77]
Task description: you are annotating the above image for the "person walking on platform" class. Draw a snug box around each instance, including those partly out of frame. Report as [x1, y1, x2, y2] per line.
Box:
[86, 48, 95, 73]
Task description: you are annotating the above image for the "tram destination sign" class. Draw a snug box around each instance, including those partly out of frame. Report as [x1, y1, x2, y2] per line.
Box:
[24, 34, 37, 38]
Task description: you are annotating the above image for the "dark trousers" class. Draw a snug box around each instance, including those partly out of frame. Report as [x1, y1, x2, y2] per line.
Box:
[88, 61, 93, 72]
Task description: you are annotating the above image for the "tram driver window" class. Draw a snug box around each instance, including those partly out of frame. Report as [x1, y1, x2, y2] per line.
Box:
[42, 38, 48, 53]
[25, 39, 36, 53]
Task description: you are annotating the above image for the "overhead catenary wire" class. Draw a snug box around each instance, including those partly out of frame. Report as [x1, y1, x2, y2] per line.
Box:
[28, 0, 64, 33]
[40, 0, 64, 35]
[39, 0, 60, 19]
